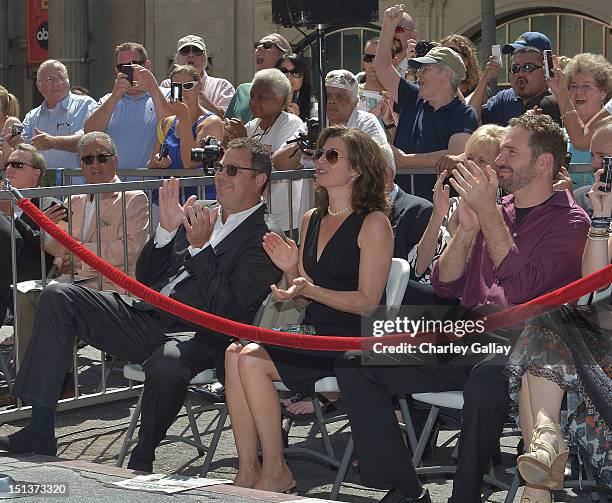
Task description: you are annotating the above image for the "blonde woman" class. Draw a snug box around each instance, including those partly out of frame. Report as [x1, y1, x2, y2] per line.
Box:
[0, 86, 21, 166]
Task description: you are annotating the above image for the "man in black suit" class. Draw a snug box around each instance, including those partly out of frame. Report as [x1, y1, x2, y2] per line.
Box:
[379, 143, 432, 260]
[0, 144, 57, 323]
[0, 138, 283, 471]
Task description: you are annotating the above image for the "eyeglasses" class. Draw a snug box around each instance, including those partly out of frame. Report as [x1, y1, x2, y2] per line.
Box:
[313, 148, 350, 165]
[362, 54, 376, 63]
[179, 46, 204, 56]
[395, 26, 409, 34]
[115, 60, 145, 72]
[509, 63, 543, 74]
[39, 76, 67, 84]
[3, 161, 39, 170]
[569, 84, 601, 93]
[254, 40, 287, 53]
[171, 80, 199, 90]
[279, 68, 304, 78]
[81, 153, 114, 165]
[212, 161, 259, 177]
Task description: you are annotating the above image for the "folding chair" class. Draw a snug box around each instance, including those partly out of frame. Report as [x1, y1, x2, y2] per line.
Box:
[116, 335, 228, 477]
[274, 258, 411, 500]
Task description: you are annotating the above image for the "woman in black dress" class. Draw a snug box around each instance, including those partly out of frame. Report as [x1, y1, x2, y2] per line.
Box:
[224, 125, 394, 493]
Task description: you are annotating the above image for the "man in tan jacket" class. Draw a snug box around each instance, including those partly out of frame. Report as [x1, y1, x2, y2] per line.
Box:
[45, 131, 149, 291]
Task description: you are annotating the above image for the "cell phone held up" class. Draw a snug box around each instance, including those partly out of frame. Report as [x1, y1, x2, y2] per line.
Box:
[10, 124, 24, 137]
[50, 202, 70, 222]
[543, 50, 554, 79]
[600, 156, 612, 193]
[170, 83, 183, 102]
[491, 44, 502, 65]
[159, 143, 169, 159]
[118, 64, 134, 86]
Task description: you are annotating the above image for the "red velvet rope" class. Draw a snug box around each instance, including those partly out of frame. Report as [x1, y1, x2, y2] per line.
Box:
[18, 197, 612, 351]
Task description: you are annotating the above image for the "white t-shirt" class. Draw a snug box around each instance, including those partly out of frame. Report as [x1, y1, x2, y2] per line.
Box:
[245, 112, 306, 231]
[604, 97, 612, 115]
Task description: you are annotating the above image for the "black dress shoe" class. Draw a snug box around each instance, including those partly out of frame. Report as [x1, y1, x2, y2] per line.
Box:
[0, 427, 57, 456]
[192, 381, 225, 402]
[380, 488, 431, 503]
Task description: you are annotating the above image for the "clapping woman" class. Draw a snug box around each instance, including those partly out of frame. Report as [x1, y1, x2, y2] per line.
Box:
[223, 126, 393, 493]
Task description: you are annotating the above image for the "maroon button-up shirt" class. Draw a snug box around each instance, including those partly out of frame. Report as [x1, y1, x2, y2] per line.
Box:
[431, 191, 590, 309]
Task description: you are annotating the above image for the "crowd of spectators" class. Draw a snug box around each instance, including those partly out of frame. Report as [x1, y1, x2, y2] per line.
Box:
[0, 3, 611, 502]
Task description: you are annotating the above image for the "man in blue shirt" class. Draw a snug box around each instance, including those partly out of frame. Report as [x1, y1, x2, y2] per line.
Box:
[85, 42, 170, 171]
[8, 60, 97, 171]
[374, 5, 477, 201]
[471, 32, 561, 127]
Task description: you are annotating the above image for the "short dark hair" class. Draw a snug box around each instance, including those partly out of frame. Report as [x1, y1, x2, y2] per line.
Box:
[115, 42, 148, 62]
[508, 113, 567, 178]
[226, 138, 272, 193]
[14, 143, 46, 181]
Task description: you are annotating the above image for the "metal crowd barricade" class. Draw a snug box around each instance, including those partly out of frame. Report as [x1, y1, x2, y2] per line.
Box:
[0, 168, 314, 421]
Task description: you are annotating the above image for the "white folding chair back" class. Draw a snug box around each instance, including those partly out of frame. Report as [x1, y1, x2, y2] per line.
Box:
[386, 258, 410, 308]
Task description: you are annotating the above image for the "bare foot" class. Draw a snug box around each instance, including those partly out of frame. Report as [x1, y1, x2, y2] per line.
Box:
[254, 463, 295, 493]
[234, 463, 261, 488]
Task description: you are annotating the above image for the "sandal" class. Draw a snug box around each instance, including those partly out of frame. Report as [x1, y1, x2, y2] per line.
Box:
[518, 421, 568, 490]
[280, 393, 341, 422]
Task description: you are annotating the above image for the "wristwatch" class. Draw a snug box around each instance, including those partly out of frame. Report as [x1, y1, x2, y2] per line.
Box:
[384, 122, 397, 130]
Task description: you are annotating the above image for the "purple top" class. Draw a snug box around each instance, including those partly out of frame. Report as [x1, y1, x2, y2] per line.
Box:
[431, 190, 590, 309]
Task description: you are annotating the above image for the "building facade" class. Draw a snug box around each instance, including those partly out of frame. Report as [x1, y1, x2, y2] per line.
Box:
[1, 0, 610, 113]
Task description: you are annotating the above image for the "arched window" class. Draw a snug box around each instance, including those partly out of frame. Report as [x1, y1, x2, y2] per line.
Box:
[474, 12, 610, 85]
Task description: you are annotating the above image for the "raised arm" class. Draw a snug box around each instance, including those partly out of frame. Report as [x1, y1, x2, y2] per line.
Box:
[374, 4, 405, 103]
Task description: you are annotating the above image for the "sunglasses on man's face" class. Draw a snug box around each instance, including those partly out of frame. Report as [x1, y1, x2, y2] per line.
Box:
[362, 54, 376, 63]
[279, 68, 304, 78]
[179, 46, 204, 56]
[509, 63, 543, 74]
[212, 161, 259, 177]
[3, 161, 38, 170]
[313, 148, 350, 165]
[81, 153, 114, 166]
[254, 40, 285, 52]
[171, 81, 199, 90]
[115, 60, 145, 72]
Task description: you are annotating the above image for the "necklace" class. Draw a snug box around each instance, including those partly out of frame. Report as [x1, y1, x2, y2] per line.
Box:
[327, 204, 351, 216]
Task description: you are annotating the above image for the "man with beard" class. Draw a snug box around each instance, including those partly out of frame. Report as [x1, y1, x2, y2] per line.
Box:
[471, 32, 561, 127]
[335, 112, 589, 503]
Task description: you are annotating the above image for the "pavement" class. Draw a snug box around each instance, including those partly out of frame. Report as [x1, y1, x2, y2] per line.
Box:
[0, 340, 600, 502]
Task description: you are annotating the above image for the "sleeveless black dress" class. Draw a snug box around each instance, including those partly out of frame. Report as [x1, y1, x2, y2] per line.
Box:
[265, 210, 386, 394]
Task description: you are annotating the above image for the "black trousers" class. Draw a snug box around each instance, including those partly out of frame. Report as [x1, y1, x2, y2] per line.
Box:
[11, 282, 229, 464]
[335, 351, 510, 502]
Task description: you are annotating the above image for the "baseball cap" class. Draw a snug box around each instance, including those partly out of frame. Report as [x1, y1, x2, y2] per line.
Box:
[325, 70, 359, 100]
[407, 46, 466, 81]
[177, 35, 206, 53]
[501, 32, 551, 54]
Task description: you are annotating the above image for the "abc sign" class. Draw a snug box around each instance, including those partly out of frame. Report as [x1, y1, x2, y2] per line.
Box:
[36, 22, 49, 49]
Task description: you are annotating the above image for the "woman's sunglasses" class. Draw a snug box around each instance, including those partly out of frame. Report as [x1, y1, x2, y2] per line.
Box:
[362, 54, 376, 63]
[170, 81, 198, 90]
[509, 63, 543, 74]
[3, 161, 38, 170]
[81, 153, 114, 165]
[313, 148, 350, 165]
[279, 68, 304, 78]
[212, 161, 259, 177]
[179, 46, 204, 56]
